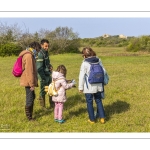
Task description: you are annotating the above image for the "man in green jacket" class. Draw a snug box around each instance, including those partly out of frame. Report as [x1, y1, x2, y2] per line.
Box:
[36, 39, 54, 110]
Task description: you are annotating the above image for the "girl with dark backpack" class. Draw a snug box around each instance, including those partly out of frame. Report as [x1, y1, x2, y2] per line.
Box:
[78, 47, 109, 124]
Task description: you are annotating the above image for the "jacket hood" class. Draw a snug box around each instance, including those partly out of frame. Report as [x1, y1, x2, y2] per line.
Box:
[84, 56, 99, 63]
[52, 71, 65, 80]
[19, 50, 32, 57]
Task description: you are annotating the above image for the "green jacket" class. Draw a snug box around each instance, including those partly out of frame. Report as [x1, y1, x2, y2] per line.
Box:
[36, 49, 52, 80]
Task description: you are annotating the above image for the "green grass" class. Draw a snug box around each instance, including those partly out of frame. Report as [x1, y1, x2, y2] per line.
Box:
[1, 47, 150, 132]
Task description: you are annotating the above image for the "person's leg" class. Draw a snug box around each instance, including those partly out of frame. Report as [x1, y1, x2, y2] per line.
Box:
[25, 87, 35, 121]
[30, 91, 35, 119]
[49, 96, 54, 109]
[54, 102, 59, 121]
[85, 93, 95, 122]
[94, 92, 105, 123]
[57, 102, 65, 123]
[38, 79, 47, 110]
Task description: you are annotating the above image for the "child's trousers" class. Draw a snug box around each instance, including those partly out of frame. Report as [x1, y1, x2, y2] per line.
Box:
[54, 102, 64, 120]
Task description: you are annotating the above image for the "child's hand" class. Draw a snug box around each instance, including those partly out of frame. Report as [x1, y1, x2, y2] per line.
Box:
[71, 80, 76, 87]
[71, 79, 76, 84]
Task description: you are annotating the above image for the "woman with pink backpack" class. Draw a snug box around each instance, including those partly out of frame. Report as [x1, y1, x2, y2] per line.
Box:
[19, 41, 41, 121]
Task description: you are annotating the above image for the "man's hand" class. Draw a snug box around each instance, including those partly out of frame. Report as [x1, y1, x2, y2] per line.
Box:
[50, 66, 53, 71]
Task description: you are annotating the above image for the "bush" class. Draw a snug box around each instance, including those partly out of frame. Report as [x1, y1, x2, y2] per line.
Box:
[65, 44, 80, 53]
[126, 36, 150, 52]
[49, 39, 80, 54]
[0, 42, 22, 56]
[126, 38, 140, 52]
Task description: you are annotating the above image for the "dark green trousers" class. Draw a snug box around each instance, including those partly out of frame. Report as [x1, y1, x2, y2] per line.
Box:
[39, 75, 51, 97]
[38, 75, 54, 108]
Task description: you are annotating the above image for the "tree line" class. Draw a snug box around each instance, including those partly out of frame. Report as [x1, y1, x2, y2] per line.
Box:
[80, 35, 150, 52]
[0, 22, 80, 56]
[0, 22, 150, 56]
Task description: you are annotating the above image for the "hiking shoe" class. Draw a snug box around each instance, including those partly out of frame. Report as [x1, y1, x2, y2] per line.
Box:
[88, 119, 95, 124]
[54, 119, 58, 122]
[57, 119, 65, 123]
[100, 118, 105, 124]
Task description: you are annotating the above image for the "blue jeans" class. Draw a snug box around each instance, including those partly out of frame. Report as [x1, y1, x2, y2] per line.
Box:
[85, 92, 105, 121]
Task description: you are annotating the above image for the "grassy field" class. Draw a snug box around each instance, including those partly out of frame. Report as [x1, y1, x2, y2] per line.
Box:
[1, 47, 150, 132]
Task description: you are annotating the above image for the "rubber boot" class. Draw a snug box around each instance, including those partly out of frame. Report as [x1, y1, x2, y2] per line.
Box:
[25, 105, 35, 121]
[39, 96, 48, 111]
[30, 104, 35, 120]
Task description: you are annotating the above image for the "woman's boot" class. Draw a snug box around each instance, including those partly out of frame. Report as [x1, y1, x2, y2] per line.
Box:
[25, 105, 35, 121]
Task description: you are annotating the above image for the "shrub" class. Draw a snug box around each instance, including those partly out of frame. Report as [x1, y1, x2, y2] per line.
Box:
[126, 38, 140, 52]
[0, 42, 22, 56]
[126, 36, 150, 52]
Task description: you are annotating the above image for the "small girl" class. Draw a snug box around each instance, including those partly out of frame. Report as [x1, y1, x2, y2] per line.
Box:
[51, 65, 76, 123]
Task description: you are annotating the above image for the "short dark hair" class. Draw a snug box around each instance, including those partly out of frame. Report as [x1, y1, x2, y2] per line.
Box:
[29, 41, 41, 52]
[41, 39, 49, 45]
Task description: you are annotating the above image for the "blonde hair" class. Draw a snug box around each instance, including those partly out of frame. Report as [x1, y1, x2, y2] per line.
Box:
[56, 65, 67, 77]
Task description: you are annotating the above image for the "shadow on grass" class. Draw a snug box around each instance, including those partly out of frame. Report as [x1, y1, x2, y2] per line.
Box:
[64, 94, 87, 120]
[65, 107, 87, 121]
[34, 108, 53, 119]
[104, 99, 130, 121]
[64, 94, 85, 110]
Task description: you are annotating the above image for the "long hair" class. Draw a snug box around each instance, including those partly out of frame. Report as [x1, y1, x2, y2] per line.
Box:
[82, 47, 96, 58]
[29, 41, 41, 52]
[56, 65, 67, 77]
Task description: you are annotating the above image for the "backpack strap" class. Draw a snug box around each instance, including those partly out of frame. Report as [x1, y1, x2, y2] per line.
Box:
[84, 74, 89, 89]
[22, 51, 32, 71]
[53, 78, 64, 91]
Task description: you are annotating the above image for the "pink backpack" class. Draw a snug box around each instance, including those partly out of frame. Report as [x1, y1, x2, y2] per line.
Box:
[12, 52, 30, 77]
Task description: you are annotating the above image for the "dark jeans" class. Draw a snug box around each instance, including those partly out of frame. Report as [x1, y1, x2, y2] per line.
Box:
[25, 87, 35, 106]
[85, 92, 105, 121]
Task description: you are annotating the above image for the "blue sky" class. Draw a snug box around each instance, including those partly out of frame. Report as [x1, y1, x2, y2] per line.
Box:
[1, 18, 150, 38]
